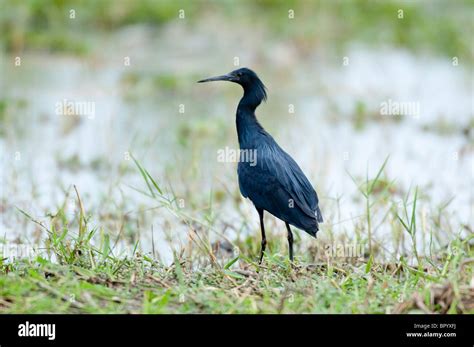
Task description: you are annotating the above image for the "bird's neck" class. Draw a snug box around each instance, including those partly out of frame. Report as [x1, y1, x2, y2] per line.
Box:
[236, 97, 263, 148]
[235, 83, 267, 147]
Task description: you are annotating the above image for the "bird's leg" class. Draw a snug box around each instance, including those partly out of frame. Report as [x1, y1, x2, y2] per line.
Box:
[285, 222, 294, 262]
[257, 208, 266, 264]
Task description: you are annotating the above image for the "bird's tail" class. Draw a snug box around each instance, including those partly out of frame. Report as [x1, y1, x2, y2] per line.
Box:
[315, 206, 323, 223]
[308, 222, 319, 238]
[299, 207, 323, 238]
[308, 206, 323, 238]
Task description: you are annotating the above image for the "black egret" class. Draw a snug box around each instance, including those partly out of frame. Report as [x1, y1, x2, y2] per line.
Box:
[198, 68, 323, 262]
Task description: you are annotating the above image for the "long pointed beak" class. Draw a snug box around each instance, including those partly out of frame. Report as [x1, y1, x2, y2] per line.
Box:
[197, 74, 234, 83]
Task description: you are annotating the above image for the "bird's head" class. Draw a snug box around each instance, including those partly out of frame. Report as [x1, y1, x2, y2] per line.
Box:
[198, 67, 267, 104]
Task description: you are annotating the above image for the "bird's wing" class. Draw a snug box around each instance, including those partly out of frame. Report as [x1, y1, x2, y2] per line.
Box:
[261, 139, 321, 221]
[239, 134, 322, 223]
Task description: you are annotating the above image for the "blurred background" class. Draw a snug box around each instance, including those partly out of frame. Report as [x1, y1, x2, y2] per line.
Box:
[1, 0, 472, 263]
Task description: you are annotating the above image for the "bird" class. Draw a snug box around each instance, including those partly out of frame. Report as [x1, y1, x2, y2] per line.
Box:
[198, 67, 323, 263]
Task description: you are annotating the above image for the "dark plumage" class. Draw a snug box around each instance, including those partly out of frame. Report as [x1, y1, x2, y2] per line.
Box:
[198, 67, 323, 262]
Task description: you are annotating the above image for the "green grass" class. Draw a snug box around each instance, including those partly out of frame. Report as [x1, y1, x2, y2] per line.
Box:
[1, 239, 472, 313]
[1, 158, 472, 314]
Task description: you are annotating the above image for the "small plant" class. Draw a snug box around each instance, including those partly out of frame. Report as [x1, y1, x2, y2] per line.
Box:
[395, 186, 420, 265]
[348, 156, 392, 257]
